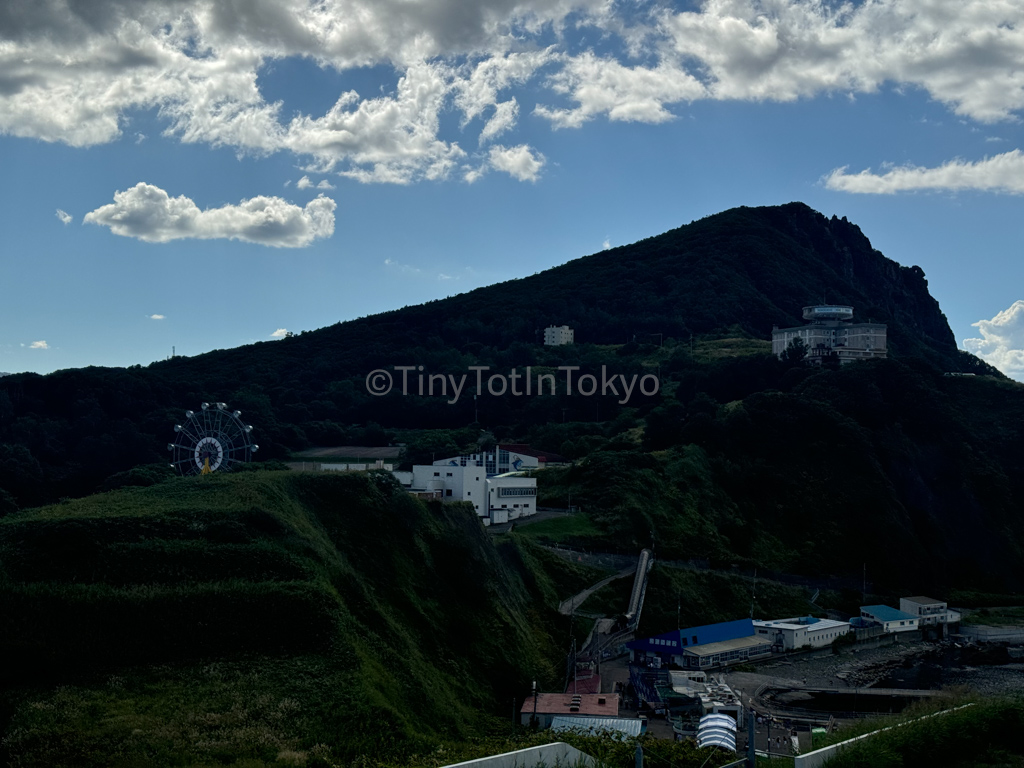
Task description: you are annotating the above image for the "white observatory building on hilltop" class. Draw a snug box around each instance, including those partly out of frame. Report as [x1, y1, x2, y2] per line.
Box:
[772, 305, 887, 365]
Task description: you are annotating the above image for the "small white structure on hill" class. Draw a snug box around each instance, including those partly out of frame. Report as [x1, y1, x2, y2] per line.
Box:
[544, 325, 574, 346]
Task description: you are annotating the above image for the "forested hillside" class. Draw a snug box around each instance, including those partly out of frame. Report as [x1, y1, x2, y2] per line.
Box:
[1, 202, 1020, 595]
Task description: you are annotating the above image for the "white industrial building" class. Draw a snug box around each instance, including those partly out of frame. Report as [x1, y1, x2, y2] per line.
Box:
[544, 325, 575, 346]
[406, 464, 536, 524]
[391, 446, 540, 526]
[772, 305, 887, 365]
[752, 616, 851, 651]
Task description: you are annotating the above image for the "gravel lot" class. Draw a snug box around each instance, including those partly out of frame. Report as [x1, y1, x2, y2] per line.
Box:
[723, 640, 1024, 709]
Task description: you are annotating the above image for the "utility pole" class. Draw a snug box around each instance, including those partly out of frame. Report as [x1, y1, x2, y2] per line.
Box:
[750, 568, 757, 619]
[747, 707, 756, 767]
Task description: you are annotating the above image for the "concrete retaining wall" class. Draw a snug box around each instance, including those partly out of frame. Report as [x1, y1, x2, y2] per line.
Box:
[441, 743, 595, 768]
[961, 625, 1024, 643]
[793, 704, 973, 768]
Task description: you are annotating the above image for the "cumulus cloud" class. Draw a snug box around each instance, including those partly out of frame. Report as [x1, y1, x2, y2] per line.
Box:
[964, 301, 1024, 380]
[55, 209, 72, 225]
[536, 54, 705, 128]
[488, 144, 545, 181]
[149, 314, 165, 319]
[4, 0, 1024, 183]
[83, 183, 336, 247]
[296, 175, 314, 189]
[824, 150, 1024, 194]
[270, 328, 289, 338]
[29, 341, 49, 349]
[285, 61, 465, 183]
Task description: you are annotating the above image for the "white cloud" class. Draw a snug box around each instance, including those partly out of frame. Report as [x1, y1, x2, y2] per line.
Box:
[824, 150, 1024, 194]
[296, 175, 314, 189]
[149, 313, 165, 319]
[285, 61, 465, 184]
[478, 99, 519, 143]
[658, 0, 1024, 122]
[55, 209, 72, 225]
[4, 0, 1024, 185]
[488, 144, 545, 181]
[29, 341, 49, 349]
[384, 257, 422, 274]
[602, 237, 610, 250]
[536, 53, 705, 128]
[270, 328, 289, 338]
[316, 179, 335, 189]
[964, 301, 1024, 380]
[463, 164, 487, 183]
[84, 183, 336, 247]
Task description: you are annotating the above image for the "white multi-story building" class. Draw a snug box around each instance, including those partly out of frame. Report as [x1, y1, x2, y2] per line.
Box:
[752, 616, 851, 651]
[899, 596, 960, 627]
[395, 456, 538, 526]
[544, 325, 574, 346]
[772, 305, 887, 365]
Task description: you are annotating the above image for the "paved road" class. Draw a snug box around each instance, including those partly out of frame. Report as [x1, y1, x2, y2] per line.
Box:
[558, 565, 637, 616]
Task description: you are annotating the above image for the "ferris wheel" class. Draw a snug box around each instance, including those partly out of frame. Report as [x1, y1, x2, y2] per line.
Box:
[168, 402, 258, 475]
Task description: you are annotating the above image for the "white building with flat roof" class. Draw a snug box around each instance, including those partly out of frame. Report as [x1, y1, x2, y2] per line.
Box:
[753, 616, 850, 651]
[899, 597, 960, 627]
[772, 305, 886, 365]
[544, 325, 574, 346]
[397, 463, 537, 525]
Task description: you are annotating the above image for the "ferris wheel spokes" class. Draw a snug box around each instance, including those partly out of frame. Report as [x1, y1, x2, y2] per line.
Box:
[168, 401, 258, 476]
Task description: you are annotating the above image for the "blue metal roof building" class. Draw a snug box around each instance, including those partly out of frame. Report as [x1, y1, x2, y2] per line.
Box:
[627, 619, 754, 657]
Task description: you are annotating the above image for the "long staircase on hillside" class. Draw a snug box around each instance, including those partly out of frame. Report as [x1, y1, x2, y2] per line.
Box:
[576, 548, 655, 663]
[624, 548, 654, 630]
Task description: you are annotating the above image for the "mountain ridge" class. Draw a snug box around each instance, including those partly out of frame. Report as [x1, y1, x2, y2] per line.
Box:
[0, 202, 1003, 525]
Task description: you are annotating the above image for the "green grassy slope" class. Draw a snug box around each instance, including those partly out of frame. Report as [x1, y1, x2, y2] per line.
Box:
[0, 471, 597, 766]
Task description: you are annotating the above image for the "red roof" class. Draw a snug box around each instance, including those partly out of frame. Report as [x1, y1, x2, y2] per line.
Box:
[499, 444, 568, 463]
[567, 673, 601, 695]
[520, 693, 620, 717]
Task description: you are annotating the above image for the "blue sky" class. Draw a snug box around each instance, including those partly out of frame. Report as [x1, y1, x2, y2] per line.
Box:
[3, 0, 1024, 378]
